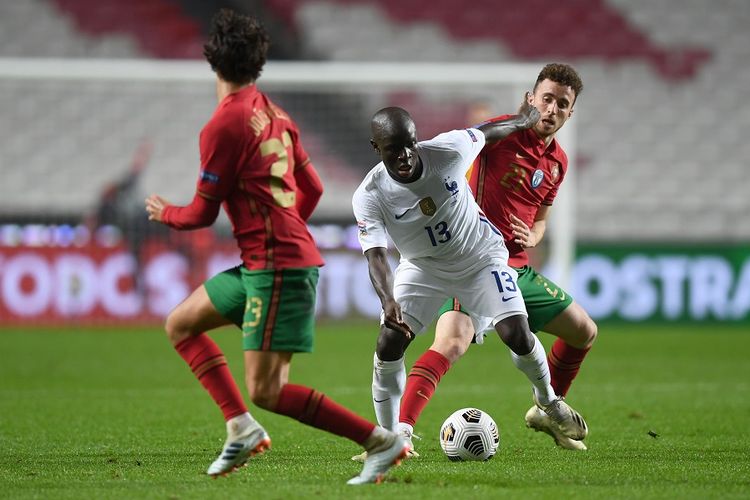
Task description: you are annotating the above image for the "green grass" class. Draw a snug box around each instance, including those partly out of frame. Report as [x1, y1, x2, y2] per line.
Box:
[1, 321, 749, 499]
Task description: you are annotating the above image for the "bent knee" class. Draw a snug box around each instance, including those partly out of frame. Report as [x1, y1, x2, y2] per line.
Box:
[580, 318, 598, 349]
[376, 327, 410, 361]
[431, 335, 471, 364]
[164, 310, 192, 345]
[246, 382, 282, 411]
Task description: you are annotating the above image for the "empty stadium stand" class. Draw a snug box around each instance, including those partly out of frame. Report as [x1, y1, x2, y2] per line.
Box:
[0, 0, 746, 241]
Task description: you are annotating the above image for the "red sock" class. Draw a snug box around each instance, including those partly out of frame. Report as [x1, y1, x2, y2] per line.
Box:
[174, 334, 247, 420]
[274, 384, 375, 444]
[548, 338, 590, 397]
[399, 350, 451, 427]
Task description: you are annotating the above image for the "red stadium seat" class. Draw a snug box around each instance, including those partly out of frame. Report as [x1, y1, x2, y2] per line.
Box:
[263, 0, 710, 81]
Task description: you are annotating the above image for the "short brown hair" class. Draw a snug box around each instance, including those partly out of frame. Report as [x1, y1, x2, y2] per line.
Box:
[203, 9, 270, 85]
[534, 63, 583, 102]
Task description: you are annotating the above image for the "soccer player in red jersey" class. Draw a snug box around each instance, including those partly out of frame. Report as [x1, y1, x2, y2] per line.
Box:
[362, 64, 595, 458]
[145, 9, 407, 484]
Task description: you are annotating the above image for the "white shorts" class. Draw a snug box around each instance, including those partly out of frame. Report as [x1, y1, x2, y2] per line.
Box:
[391, 257, 527, 337]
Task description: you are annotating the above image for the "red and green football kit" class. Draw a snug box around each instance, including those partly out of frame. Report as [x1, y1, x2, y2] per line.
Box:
[162, 85, 323, 352]
[162, 84, 323, 271]
[170, 85, 377, 448]
[469, 115, 567, 269]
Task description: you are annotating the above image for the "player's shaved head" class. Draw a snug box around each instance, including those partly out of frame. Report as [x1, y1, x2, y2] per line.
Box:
[370, 107, 422, 183]
[371, 107, 416, 143]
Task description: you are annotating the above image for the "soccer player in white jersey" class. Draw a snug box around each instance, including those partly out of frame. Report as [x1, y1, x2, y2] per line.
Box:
[352, 105, 587, 457]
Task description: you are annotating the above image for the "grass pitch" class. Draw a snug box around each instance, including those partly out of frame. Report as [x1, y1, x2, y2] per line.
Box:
[1, 321, 749, 499]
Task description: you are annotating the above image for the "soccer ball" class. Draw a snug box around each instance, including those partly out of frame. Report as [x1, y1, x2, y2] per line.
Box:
[439, 407, 500, 461]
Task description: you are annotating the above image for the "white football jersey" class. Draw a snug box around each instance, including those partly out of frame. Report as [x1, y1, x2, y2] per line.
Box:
[353, 128, 509, 280]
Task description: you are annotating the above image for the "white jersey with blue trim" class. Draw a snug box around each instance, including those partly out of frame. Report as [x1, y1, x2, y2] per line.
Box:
[353, 128, 509, 280]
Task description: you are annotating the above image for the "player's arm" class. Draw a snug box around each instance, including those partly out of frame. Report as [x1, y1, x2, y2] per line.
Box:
[145, 192, 221, 229]
[364, 247, 413, 339]
[144, 123, 232, 230]
[294, 160, 323, 221]
[146, 109, 241, 229]
[509, 204, 550, 248]
[477, 93, 540, 145]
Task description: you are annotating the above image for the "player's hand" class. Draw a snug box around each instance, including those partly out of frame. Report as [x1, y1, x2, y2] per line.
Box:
[145, 194, 169, 223]
[517, 92, 540, 129]
[383, 299, 414, 340]
[509, 213, 537, 248]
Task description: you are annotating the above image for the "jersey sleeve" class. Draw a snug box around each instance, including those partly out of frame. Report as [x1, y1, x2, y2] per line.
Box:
[196, 112, 244, 201]
[294, 161, 323, 220]
[352, 184, 388, 253]
[461, 128, 486, 163]
[290, 125, 311, 171]
[428, 129, 486, 175]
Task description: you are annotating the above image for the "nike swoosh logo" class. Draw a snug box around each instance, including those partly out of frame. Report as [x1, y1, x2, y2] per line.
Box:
[501, 295, 518, 302]
[515, 152, 528, 159]
[394, 209, 409, 220]
[373, 398, 390, 403]
[416, 390, 429, 401]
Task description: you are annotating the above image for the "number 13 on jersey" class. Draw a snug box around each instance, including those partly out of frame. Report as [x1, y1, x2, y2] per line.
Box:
[425, 221, 452, 246]
[492, 270, 518, 300]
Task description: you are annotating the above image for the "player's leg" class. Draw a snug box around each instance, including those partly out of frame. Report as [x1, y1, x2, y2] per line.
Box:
[168, 267, 269, 477]
[349, 322, 412, 463]
[371, 324, 413, 431]
[495, 313, 587, 441]
[396, 301, 474, 451]
[540, 301, 597, 396]
[241, 266, 408, 484]
[517, 265, 597, 396]
[458, 264, 549, 398]
[464, 263, 587, 441]
[517, 266, 596, 449]
[369, 261, 439, 433]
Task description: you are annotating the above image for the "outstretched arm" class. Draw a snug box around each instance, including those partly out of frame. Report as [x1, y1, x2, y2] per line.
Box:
[477, 93, 540, 145]
[364, 247, 413, 339]
[145, 192, 221, 230]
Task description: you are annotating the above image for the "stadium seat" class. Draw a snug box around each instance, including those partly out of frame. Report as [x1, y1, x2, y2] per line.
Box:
[0, 0, 747, 242]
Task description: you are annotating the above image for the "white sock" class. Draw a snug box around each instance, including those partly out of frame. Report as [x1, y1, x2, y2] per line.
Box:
[371, 353, 406, 431]
[509, 334, 556, 405]
[226, 412, 256, 440]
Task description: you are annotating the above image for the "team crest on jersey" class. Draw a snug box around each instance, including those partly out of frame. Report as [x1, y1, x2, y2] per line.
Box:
[357, 220, 368, 235]
[531, 169, 544, 189]
[419, 197, 437, 216]
[551, 162, 560, 182]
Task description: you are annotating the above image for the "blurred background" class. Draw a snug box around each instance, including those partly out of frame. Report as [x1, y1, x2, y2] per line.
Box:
[0, 0, 747, 326]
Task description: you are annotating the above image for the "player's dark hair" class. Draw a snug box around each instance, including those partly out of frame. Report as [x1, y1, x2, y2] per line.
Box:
[534, 63, 583, 101]
[203, 9, 270, 85]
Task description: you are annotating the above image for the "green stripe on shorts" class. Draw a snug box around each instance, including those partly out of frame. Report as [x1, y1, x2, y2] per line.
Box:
[204, 266, 319, 352]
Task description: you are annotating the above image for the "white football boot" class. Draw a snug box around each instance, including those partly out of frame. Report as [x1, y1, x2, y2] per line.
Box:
[533, 394, 588, 441]
[351, 426, 419, 462]
[207, 422, 271, 477]
[347, 431, 409, 485]
[525, 405, 587, 450]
